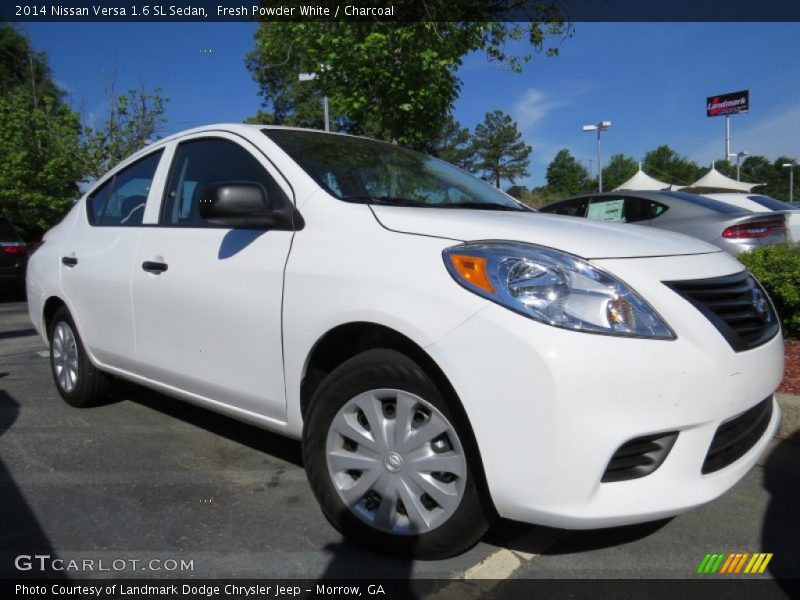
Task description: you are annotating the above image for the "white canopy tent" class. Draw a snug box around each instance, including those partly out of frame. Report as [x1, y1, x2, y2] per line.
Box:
[613, 164, 673, 191]
[682, 166, 762, 193]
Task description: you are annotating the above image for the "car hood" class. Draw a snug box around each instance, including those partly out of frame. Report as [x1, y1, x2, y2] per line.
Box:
[371, 207, 721, 259]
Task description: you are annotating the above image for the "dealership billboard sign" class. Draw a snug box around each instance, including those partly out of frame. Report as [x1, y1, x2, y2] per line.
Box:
[706, 90, 749, 117]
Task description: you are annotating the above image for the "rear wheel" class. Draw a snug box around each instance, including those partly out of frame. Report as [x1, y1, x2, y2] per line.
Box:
[303, 349, 492, 559]
[49, 306, 112, 407]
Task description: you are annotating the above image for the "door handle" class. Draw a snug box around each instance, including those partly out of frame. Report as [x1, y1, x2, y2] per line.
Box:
[61, 256, 78, 267]
[142, 261, 168, 274]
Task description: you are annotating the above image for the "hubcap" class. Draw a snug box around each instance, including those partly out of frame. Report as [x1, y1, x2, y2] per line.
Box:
[325, 389, 467, 535]
[52, 322, 79, 393]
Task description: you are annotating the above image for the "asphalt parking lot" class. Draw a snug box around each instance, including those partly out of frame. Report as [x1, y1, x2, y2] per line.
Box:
[1, 296, 799, 586]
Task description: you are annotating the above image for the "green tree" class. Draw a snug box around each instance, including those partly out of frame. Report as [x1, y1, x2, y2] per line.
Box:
[82, 81, 169, 178]
[505, 184, 529, 200]
[0, 91, 84, 240]
[428, 115, 475, 170]
[770, 156, 797, 201]
[472, 110, 532, 188]
[715, 158, 737, 179]
[600, 153, 638, 192]
[0, 23, 61, 100]
[546, 149, 589, 196]
[643, 145, 703, 186]
[0, 24, 84, 240]
[246, 11, 570, 148]
[738, 155, 781, 196]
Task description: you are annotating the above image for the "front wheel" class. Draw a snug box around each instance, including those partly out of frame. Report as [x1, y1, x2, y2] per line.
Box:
[49, 306, 112, 407]
[303, 349, 493, 559]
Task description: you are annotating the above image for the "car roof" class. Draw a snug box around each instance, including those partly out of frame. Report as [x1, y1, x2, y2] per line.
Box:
[119, 123, 400, 170]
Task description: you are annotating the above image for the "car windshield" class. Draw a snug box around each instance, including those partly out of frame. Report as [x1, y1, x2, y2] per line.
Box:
[264, 129, 528, 211]
[746, 195, 797, 211]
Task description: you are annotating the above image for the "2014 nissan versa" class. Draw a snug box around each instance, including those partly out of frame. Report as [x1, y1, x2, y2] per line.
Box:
[27, 125, 783, 558]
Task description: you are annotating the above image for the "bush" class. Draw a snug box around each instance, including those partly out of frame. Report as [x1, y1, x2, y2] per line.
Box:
[738, 244, 800, 338]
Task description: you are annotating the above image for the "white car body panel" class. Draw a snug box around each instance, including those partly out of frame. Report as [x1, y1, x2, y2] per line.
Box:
[371, 206, 721, 258]
[26, 124, 784, 533]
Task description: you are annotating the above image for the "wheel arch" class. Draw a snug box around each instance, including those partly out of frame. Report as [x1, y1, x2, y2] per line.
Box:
[299, 321, 495, 514]
[43, 296, 67, 336]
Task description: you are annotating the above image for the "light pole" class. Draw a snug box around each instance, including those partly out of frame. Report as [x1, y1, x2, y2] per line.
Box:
[783, 162, 796, 202]
[582, 121, 611, 192]
[298, 71, 329, 132]
[728, 150, 749, 181]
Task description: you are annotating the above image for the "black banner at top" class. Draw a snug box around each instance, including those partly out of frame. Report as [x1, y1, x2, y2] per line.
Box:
[706, 90, 750, 117]
[1, 0, 800, 22]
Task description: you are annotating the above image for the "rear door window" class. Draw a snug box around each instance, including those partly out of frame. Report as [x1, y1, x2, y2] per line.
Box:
[87, 150, 164, 226]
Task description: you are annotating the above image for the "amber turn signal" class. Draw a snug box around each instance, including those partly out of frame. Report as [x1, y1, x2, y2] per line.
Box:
[448, 254, 495, 294]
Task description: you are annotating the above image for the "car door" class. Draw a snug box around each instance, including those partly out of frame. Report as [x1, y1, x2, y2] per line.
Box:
[131, 133, 295, 421]
[60, 149, 166, 372]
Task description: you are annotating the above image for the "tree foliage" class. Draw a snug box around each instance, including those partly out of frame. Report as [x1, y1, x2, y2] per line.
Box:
[82, 81, 169, 178]
[643, 145, 704, 186]
[428, 115, 476, 170]
[546, 148, 589, 196]
[246, 12, 569, 149]
[471, 110, 532, 188]
[0, 24, 84, 240]
[601, 153, 638, 192]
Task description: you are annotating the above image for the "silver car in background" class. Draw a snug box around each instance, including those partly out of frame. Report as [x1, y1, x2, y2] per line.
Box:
[703, 193, 800, 243]
[540, 190, 789, 255]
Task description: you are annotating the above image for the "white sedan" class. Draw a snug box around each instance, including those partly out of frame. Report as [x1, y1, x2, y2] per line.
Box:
[27, 125, 783, 558]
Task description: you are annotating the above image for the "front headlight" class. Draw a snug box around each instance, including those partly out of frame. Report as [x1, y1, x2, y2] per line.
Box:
[443, 241, 675, 339]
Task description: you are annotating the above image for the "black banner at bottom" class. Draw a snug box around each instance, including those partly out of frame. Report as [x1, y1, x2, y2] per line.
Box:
[3, 579, 800, 600]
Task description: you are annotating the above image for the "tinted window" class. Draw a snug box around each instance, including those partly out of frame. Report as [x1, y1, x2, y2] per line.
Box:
[747, 195, 797, 211]
[542, 198, 588, 216]
[664, 191, 743, 214]
[648, 201, 668, 219]
[161, 138, 288, 226]
[87, 150, 163, 226]
[624, 197, 669, 222]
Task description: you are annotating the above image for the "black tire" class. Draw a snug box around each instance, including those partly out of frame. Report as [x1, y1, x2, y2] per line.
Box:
[303, 348, 493, 559]
[49, 306, 112, 407]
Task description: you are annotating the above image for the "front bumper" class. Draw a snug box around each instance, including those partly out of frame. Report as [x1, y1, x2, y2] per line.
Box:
[426, 251, 783, 529]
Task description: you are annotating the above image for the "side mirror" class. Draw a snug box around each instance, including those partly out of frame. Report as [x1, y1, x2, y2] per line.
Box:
[198, 181, 287, 228]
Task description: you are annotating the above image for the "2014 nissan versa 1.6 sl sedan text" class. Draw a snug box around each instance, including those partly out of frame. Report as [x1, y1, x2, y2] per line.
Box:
[27, 125, 783, 558]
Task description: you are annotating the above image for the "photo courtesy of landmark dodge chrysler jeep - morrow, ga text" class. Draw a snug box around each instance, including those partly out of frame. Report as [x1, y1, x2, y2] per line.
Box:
[26, 124, 783, 558]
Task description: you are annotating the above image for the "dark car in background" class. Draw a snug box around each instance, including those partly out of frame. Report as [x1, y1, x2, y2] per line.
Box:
[0, 217, 28, 293]
[540, 190, 789, 255]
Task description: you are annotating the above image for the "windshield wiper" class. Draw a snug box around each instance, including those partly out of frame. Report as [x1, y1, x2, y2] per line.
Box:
[339, 195, 429, 207]
[435, 201, 530, 212]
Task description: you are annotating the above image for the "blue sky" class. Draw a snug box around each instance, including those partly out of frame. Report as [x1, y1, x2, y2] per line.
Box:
[24, 22, 800, 187]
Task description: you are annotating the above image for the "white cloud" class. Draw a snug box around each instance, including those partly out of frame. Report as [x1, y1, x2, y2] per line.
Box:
[510, 87, 565, 132]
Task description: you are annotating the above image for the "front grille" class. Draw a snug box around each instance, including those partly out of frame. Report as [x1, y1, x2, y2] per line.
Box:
[665, 271, 779, 352]
[602, 431, 678, 483]
[703, 397, 773, 474]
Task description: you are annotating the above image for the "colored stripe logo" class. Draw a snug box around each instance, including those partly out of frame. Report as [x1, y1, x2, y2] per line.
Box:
[697, 553, 773, 574]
